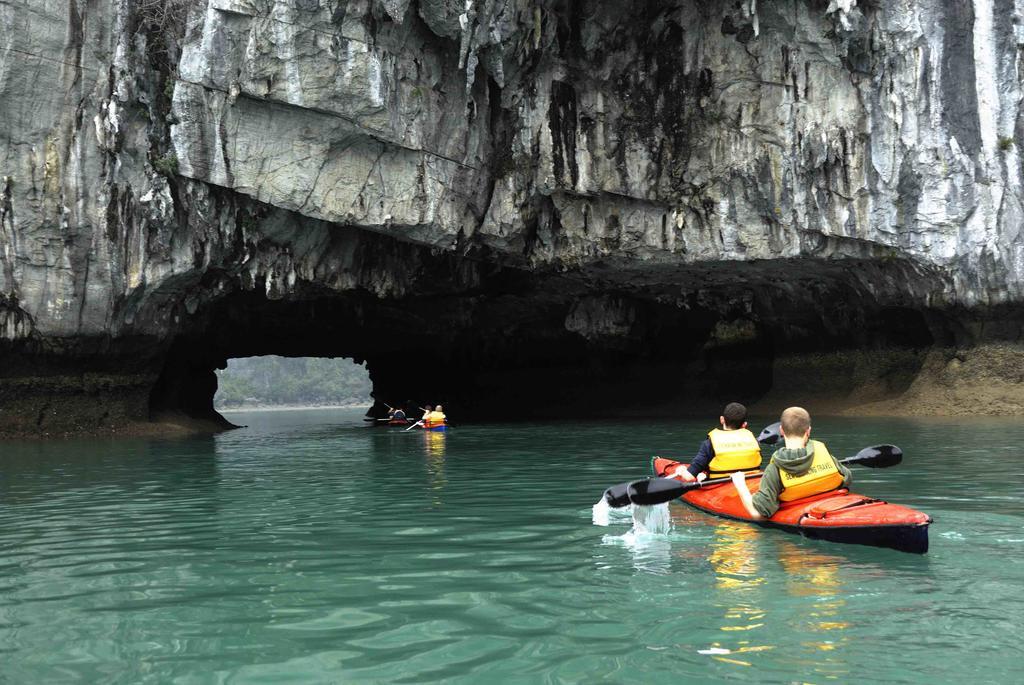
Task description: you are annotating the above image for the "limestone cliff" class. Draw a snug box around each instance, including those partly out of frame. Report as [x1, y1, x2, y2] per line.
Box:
[2, 0, 1023, 434]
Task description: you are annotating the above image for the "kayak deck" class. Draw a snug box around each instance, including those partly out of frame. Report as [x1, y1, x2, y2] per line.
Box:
[652, 458, 931, 554]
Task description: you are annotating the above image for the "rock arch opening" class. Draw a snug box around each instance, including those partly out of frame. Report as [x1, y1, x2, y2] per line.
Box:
[213, 356, 372, 411]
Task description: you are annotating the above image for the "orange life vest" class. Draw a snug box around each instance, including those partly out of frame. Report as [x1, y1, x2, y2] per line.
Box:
[707, 428, 763, 477]
[777, 440, 844, 501]
[424, 411, 446, 428]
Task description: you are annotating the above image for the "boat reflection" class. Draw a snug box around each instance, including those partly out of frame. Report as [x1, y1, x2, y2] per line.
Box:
[776, 540, 850, 673]
[703, 522, 772, 667]
[423, 431, 446, 504]
[700, 522, 853, 673]
[423, 430, 446, 458]
[709, 522, 765, 591]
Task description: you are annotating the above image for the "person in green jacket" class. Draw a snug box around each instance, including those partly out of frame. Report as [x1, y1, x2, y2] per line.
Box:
[732, 406, 852, 519]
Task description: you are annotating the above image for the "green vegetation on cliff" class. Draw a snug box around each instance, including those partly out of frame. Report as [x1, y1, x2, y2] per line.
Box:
[215, 356, 371, 409]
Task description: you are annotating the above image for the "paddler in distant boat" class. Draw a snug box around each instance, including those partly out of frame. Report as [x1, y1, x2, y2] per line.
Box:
[390, 406, 406, 421]
[424, 404, 447, 429]
[667, 402, 762, 482]
[731, 406, 852, 519]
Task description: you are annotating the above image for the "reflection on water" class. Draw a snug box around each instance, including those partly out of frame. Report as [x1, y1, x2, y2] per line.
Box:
[423, 430, 446, 459]
[778, 542, 848, 627]
[698, 525, 860, 678]
[423, 432, 447, 505]
[709, 523, 764, 591]
[776, 541, 851, 680]
[702, 524, 854, 674]
[705, 523, 772, 667]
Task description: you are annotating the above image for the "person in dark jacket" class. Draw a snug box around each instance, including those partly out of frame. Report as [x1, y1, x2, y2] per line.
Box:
[667, 402, 762, 482]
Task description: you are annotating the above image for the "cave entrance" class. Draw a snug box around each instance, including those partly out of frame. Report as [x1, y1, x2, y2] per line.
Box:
[146, 285, 780, 429]
[146, 260, 946, 431]
[213, 356, 372, 412]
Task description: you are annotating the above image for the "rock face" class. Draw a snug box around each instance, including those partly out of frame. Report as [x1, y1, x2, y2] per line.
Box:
[2, 0, 1024, 434]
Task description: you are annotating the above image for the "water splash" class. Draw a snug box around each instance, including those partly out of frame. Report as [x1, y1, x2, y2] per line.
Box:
[600, 506, 675, 574]
[632, 503, 672, 535]
[593, 499, 671, 535]
[596, 499, 674, 573]
[698, 647, 732, 655]
[592, 498, 637, 527]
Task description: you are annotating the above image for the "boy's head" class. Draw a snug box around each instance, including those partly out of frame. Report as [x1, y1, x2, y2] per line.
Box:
[780, 406, 811, 437]
[721, 402, 748, 429]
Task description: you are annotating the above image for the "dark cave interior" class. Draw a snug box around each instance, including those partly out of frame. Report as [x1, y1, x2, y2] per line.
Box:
[145, 257, 952, 428]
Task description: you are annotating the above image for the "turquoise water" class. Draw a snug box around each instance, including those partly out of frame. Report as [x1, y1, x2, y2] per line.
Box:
[2, 409, 1023, 683]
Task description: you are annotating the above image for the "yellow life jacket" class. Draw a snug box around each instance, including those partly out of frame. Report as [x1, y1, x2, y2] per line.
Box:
[707, 428, 762, 477]
[424, 411, 446, 427]
[777, 440, 844, 502]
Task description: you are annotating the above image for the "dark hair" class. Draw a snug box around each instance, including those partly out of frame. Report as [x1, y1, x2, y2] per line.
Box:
[722, 402, 747, 429]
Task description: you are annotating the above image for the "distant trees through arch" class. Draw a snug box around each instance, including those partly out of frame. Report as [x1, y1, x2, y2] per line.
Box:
[215, 356, 371, 410]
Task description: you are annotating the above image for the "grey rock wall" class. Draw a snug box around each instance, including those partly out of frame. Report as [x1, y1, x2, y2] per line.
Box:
[2, 0, 1023, 431]
[170, 0, 1024, 305]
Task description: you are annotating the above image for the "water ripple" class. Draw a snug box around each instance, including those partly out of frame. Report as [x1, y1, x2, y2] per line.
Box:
[0, 411, 1022, 683]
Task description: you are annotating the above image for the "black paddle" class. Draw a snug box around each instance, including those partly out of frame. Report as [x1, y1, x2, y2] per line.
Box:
[757, 422, 782, 445]
[604, 421, 780, 507]
[366, 402, 398, 422]
[604, 444, 903, 508]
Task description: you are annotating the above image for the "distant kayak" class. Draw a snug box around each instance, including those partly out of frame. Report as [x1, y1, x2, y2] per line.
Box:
[364, 417, 414, 426]
[651, 457, 931, 554]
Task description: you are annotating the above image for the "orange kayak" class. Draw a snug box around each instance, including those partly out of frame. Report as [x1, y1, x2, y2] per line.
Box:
[651, 457, 931, 554]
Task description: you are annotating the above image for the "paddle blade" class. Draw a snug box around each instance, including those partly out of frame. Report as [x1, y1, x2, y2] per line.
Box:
[627, 477, 696, 506]
[758, 422, 782, 445]
[844, 444, 903, 468]
[603, 482, 633, 508]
